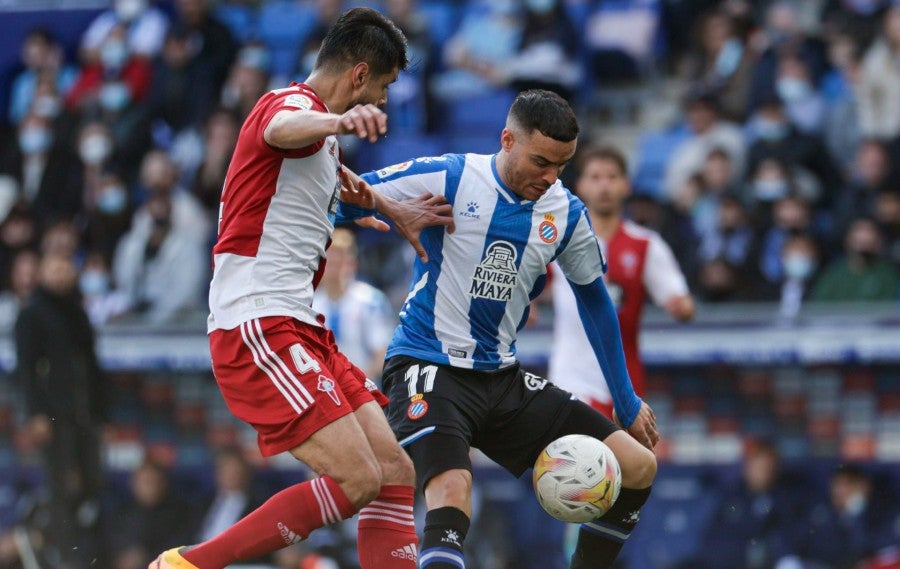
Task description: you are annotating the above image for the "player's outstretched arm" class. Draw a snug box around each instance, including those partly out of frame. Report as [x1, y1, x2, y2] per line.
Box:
[374, 192, 454, 263]
[265, 104, 388, 149]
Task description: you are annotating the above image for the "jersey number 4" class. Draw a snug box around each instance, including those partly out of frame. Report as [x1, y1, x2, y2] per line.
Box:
[405, 364, 438, 398]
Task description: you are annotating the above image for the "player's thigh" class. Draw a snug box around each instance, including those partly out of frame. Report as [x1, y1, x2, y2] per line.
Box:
[211, 317, 357, 457]
[477, 370, 576, 477]
[354, 400, 415, 486]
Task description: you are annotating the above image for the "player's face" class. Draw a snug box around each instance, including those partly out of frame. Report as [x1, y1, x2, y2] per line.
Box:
[577, 157, 630, 216]
[352, 67, 399, 108]
[501, 129, 576, 201]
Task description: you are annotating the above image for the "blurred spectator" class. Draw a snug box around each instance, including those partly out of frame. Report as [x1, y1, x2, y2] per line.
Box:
[748, 2, 828, 112]
[0, 204, 37, 289]
[79, 0, 169, 62]
[822, 0, 889, 53]
[80, 251, 129, 326]
[822, 31, 864, 177]
[144, 24, 217, 137]
[220, 42, 272, 121]
[190, 108, 239, 213]
[697, 256, 754, 301]
[834, 139, 891, 236]
[680, 8, 754, 121]
[294, 0, 345, 79]
[696, 440, 804, 569]
[68, 24, 153, 112]
[431, 0, 522, 102]
[775, 55, 827, 135]
[0, 113, 81, 228]
[174, 0, 238, 94]
[107, 460, 193, 569]
[759, 196, 814, 285]
[697, 194, 758, 275]
[688, 147, 740, 238]
[383, 0, 437, 132]
[0, 249, 38, 328]
[811, 218, 898, 301]
[858, 5, 900, 140]
[506, 0, 581, 101]
[312, 228, 395, 382]
[775, 233, 820, 318]
[8, 28, 77, 125]
[112, 151, 209, 324]
[83, 169, 132, 262]
[776, 464, 899, 569]
[14, 253, 107, 569]
[664, 91, 745, 203]
[40, 220, 81, 260]
[874, 190, 900, 269]
[745, 97, 841, 199]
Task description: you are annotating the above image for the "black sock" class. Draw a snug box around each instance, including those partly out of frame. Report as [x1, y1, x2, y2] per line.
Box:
[570, 486, 652, 569]
[420, 506, 470, 568]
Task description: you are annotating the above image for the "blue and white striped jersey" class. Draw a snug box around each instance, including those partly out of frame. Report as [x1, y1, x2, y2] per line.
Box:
[362, 153, 604, 370]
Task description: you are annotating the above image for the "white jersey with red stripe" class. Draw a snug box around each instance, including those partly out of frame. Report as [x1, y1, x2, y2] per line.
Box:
[208, 82, 342, 333]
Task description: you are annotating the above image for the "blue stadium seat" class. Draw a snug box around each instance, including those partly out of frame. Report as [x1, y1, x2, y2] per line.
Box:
[354, 133, 446, 174]
[257, 0, 318, 77]
[632, 127, 690, 197]
[439, 90, 516, 135]
[418, 0, 463, 48]
[445, 132, 501, 156]
[214, 2, 258, 44]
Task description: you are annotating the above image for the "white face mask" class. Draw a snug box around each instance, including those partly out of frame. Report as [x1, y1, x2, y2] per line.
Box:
[19, 127, 51, 155]
[97, 185, 128, 214]
[776, 77, 811, 103]
[79, 270, 110, 296]
[753, 178, 789, 201]
[98, 81, 132, 112]
[783, 253, 814, 280]
[80, 134, 112, 165]
[115, 0, 147, 22]
[32, 95, 61, 119]
[525, 0, 556, 14]
[101, 39, 129, 70]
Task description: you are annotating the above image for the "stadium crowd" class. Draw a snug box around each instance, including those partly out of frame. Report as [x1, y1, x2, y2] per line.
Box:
[1, 0, 900, 568]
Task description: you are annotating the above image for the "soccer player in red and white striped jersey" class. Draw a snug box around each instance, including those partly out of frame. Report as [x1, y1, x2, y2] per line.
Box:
[150, 8, 453, 569]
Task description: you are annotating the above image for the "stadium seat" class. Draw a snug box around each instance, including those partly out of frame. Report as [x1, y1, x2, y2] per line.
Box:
[214, 2, 258, 44]
[354, 133, 446, 174]
[418, 0, 463, 49]
[257, 0, 318, 78]
[631, 127, 690, 198]
[439, 89, 516, 136]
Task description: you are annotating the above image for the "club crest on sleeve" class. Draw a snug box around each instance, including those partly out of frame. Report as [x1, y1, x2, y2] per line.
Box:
[284, 94, 314, 110]
[407, 393, 429, 420]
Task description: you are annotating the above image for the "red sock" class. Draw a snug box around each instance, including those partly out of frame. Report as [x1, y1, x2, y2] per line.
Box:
[182, 476, 355, 569]
[357, 485, 419, 568]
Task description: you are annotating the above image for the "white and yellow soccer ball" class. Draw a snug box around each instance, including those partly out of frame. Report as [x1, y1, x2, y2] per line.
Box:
[532, 434, 622, 523]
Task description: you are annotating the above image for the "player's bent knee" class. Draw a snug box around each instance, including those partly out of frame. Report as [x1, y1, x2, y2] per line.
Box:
[338, 457, 383, 508]
[424, 468, 472, 512]
[377, 441, 416, 487]
[620, 444, 657, 489]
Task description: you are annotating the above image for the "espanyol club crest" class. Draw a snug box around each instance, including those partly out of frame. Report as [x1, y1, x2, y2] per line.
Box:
[407, 394, 429, 420]
[317, 375, 341, 406]
[538, 214, 558, 243]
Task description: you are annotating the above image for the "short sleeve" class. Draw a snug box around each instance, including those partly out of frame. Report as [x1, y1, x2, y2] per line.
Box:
[257, 87, 329, 158]
[643, 232, 689, 306]
[556, 211, 605, 285]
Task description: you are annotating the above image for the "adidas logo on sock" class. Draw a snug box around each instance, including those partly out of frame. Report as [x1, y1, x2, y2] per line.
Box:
[390, 543, 418, 560]
[277, 521, 302, 545]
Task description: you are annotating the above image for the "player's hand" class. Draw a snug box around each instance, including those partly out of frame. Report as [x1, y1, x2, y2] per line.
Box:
[339, 167, 375, 209]
[619, 402, 658, 451]
[383, 193, 455, 263]
[337, 104, 387, 143]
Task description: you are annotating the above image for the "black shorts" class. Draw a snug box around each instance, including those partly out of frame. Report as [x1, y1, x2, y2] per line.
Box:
[382, 355, 620, 483]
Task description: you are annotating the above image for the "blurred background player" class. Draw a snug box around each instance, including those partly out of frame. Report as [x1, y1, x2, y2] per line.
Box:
[313, 227, 396, 383]
[550, 146, 694, 419]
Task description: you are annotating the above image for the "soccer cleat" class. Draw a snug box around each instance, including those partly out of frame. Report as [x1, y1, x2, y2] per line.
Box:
[148, 547, 199, 569]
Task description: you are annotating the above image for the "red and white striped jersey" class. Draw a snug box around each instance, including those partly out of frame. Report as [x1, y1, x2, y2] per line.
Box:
[208, 83, 342, 333]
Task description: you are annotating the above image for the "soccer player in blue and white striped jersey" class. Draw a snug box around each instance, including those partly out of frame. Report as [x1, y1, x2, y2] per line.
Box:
[359, 90, 658, 569]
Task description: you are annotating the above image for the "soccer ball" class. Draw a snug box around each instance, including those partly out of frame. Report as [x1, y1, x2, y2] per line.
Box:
[533, 434, 622, 523]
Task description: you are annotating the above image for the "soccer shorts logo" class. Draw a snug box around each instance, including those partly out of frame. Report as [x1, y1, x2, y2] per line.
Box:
[317, 375, 341, 406]
[407, 394, 429, 420]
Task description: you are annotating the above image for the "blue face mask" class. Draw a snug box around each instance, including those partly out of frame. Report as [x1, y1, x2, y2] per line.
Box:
[97, 185, 128, 214]
[755, 117, 789, 141]
[99, 82, 132, 112]
[79, 269, 110, 297]
[753, 178, 789, 201]
[776, 77, 811, 103]
[525, 0, 556, 14]
[714, 38, 743, 77]
[101, 40, 129, 70]
[19, 127, 51, 154]
[783, 254, 814, 280]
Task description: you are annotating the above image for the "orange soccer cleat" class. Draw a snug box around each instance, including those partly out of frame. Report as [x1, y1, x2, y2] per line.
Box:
[148, 547, 199, 569]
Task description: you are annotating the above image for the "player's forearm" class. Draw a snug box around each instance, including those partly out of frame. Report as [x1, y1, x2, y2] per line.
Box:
[665, 294, 695, 322]
[570, 278, 642, 427]
[264, 109, 341, 149]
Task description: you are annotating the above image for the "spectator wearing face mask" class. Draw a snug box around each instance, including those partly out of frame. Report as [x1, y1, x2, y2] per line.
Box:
[811, 218, 898, 301]
[776, 464, 899, 569]
[697, 194, 759, 276]
[8, 28, 77, 126]
[774, 54, 827, 135]
[79, 251, 129, 326]
[834, 139, 891, 237]
[0, 113, 81, 228]
[84, 169, 132, 261]
[67, 24, 153, 113]
[775, 234, 819, 318]
[79, 0, 169, 63]
[759, 196, 815, 285]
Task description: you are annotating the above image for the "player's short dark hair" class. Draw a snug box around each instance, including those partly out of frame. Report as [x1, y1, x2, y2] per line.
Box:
[508, 89, 579, 142]
[315, 7, 408, 77]
[577, 145, 628, 175]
